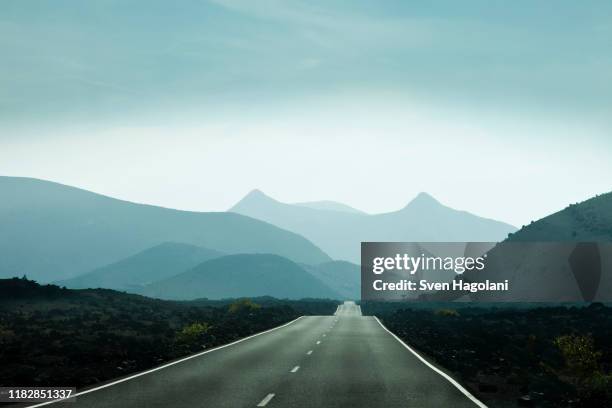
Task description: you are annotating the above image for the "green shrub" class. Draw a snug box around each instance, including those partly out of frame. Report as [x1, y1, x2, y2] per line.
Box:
[554, 334, 612, 406]
[0, 324, 15, 345]
[554, 334, 601, 378]
[228, 299, 261, 314]
[435, 308, 460, 317]
[175, 322, 210, 345]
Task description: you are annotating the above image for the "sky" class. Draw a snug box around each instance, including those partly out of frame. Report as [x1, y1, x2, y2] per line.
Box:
[1, 0, 612, 227]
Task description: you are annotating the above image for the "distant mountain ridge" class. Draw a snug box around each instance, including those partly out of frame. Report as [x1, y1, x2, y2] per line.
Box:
[230, 190, 516, 263]
[0, 177, 330, 282]
[141, 254, 340, 300]
[57, 242, 223, 291]
[58, 242, 355, 300]
[294, 200, 365, 214]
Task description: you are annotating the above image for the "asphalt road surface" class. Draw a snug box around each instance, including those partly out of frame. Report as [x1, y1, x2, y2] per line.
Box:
[30, 301, 485, 408]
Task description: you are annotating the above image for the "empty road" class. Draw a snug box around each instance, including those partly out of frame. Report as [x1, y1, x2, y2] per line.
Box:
[30, 301, 485, 408]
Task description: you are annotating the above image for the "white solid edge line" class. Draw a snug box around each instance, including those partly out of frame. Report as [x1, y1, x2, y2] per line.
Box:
[25, 316, 304, 408]
[374, 317, 487, 408]
[257, 393, 275, 407]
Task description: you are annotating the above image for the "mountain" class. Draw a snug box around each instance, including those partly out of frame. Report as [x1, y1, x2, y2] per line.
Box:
[461, 191, 612, 302]
[506, 192, 612, 242]
[57, 242, 223, 291]
[0, 177, 330, 282]
[294, 200, 365, 214]
[302, 261, 360, 300]
[142, 254, 340, 300]
[230, 190, 516, 263]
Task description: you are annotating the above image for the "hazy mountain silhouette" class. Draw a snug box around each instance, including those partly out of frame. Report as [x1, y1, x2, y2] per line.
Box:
[57, 242, 223, 291]
[142, 254, 340, 300]
[294, 200, 365, 214]
[0, 177, 330, 282]
[462, 191, 612, 302]
[302, 261, 360, 300]
[230, 190, 516, 263]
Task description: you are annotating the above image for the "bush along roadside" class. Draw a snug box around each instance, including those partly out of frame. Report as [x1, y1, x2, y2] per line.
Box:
[364, 303, 612, 407]
[0, 277, 339, 391]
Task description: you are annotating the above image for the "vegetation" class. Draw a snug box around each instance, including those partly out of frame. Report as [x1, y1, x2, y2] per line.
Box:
[186, 296, 339, 315]
[553, 334, 612, 406]
[0, 278, 338, 390]
[363, 302, 612, 407]
[228, 298, 261, 314]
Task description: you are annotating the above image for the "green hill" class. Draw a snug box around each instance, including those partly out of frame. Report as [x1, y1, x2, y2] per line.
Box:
[142, 254, 340, 300]
[58, 242, 223, 291]
[302, 261, 360, 300]
[507, 191, 612, 242]
[462, 191, 612, 302]
[0, 177, 331, 282]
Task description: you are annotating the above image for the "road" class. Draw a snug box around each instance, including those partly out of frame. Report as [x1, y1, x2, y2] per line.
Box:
[31, 301, 484, 408]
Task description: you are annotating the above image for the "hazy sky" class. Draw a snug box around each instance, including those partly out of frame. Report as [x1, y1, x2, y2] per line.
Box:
[1, 0, 611, 226]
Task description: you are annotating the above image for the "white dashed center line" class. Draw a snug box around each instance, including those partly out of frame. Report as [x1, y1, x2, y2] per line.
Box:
[290, 366, 300, 373]
[307, 350, 313, 355]
[257, 393, 275, 407]
[316, 340, 321, 345]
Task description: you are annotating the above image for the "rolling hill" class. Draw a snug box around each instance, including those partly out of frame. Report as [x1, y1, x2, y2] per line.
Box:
[0, 177, 330, 282]
[57, 242, 223, 291]
[230, 189, 516, 263]
[141, 254, 341, 300]
[506, 191, 612, 242]
[302, 261, 360, 300]
[462, 191, 612, 302]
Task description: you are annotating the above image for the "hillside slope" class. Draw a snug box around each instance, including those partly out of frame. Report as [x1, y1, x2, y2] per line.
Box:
[0, 177, 330, 282]
[302, 261, 360, 300]
[507, 191, 612, 242]
[58, 242, 223, 291]
[142, 254, 340, 300]
[463, 191, 612, 302]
